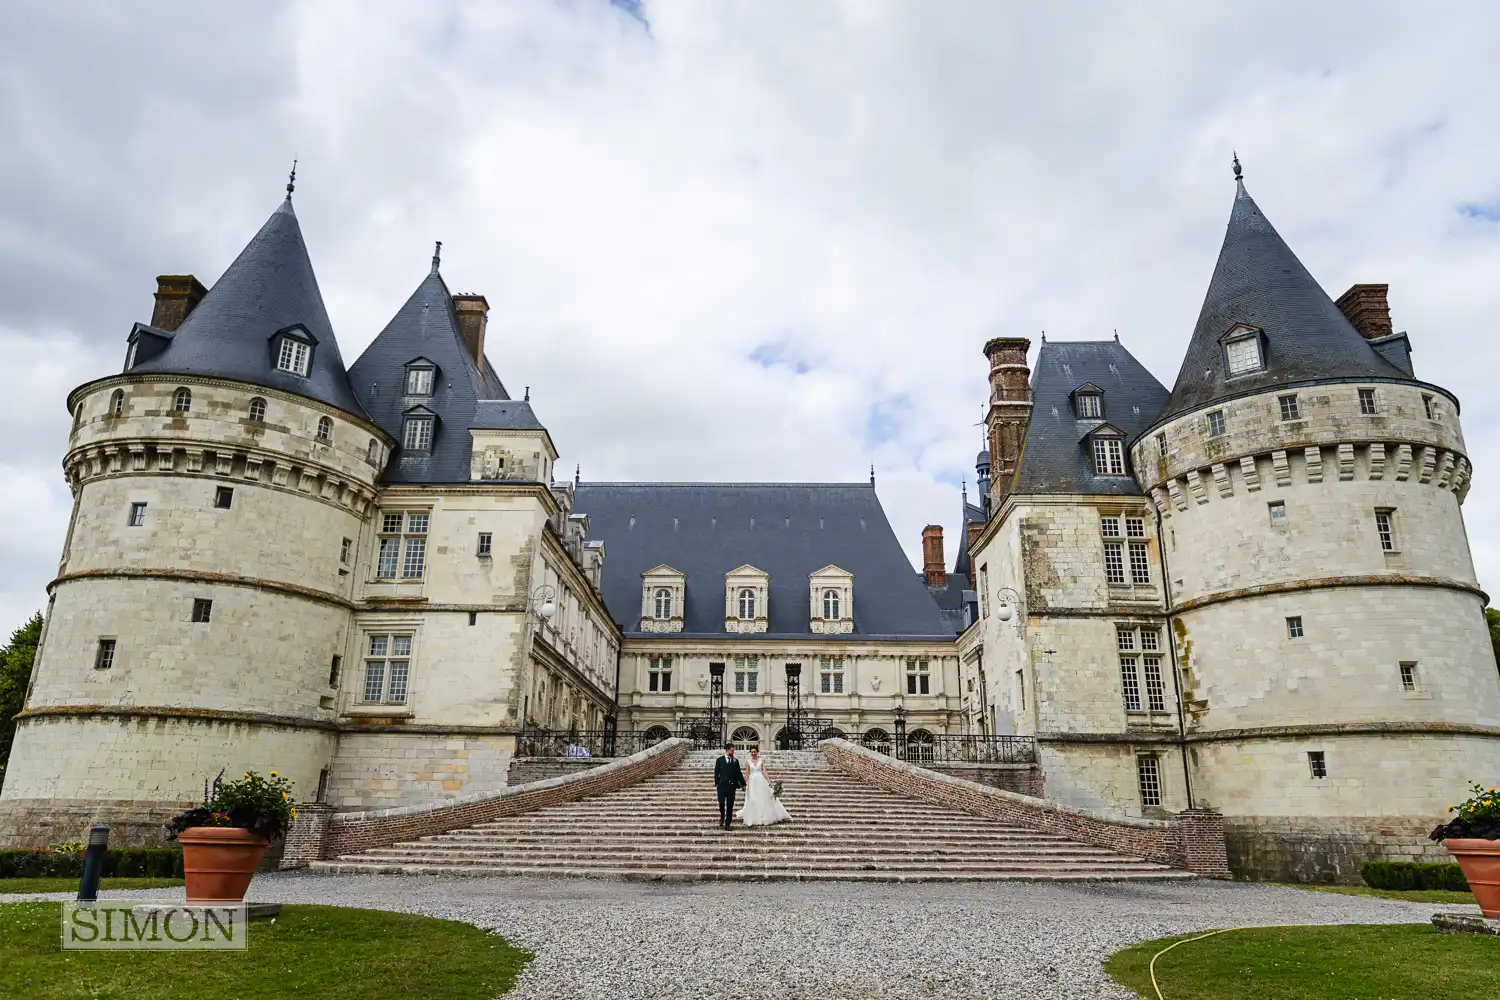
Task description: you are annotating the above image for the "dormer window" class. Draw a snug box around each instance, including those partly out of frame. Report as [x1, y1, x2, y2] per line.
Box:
[274, 326, 315, 377]
[653, 588, 673, 620]
[1076, 391, 1102, 418]
[403, 415, 433, 451]
[1222, 325, 1265, 376]
[738, 588, 757, 620]
[405, 366, 435, 396]
[1092, 435, 1126, 476]
[823, 589, 840, 620]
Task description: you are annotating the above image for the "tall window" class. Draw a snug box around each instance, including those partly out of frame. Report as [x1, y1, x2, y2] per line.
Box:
[1308, 751, 1327, 779]
[109, 389, 124, 416]
[1092, 437, 1126, 476]
[340, 537, 353, 564]
[819, 656, 844, 694]
[1422, 394, 1434, 420]
[1286, 616, 1304, 639]
[214, 486, 233, 510]
[1375, 509, 1396, 552]
[1076, 392, 1102, 418]
[277, 337, 311, 376]
[822, 589, 841, 620]
[1399, 661, 1419, 692]
[247, 397, 266, 422]
[1137, 755, 1162, 806]
[1224, 335, 1261, 375]
[362, 634, 412, 704]
[403, 416, 433, 451]
[128, 502, 147, 527]
[733, 655, 759, 693]
[191, 598, 213, 623]
[315, 416, 333, 443]
[905, 658, 930, 695]
[1206, 410, 1226, 436]
[1278, 394, 1301, 421]
[367, 439, 378, 462]
[1101, 516, 1148, 586]
[405, 367, 434, 395]
[738, 588, 757, 619]
[1358, 388, 1377, 415]
[94, 638, 116, 670]
[1155, 433, 1167, 457]
[653, 588, 672, 619]
[978, 566, 989, 617]
[376, 511, 429, 579]
[1126, 517, 1150, 585]
[1120, 627, 1166, 714]
[476, 532, 492, 558]
[648, 656, 673, 692]
[171, 387, 192, 413]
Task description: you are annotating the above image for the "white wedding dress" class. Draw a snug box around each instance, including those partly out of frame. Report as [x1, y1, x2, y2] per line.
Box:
[736, 756, 792, 827]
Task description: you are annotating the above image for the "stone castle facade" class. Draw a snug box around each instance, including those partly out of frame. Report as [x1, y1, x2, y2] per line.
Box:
[2, 170, 1496, 880]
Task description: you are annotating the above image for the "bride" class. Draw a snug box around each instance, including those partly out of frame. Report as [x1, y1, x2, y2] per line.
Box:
[736, 748, 792, 827]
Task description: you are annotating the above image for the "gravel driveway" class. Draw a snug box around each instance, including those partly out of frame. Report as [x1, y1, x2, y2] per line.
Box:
[9, 873, 1477, 999]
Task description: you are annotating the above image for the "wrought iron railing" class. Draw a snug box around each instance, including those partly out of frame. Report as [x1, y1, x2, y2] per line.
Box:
[515, 727, 672, 759]
[888, 734, 1036, 765]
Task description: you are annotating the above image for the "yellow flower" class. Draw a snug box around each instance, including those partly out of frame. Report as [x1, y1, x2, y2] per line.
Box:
[290, 808, 297, 818]
[1449, 806, 1454, 813]
[270, 771, 278, 777]
[243, 771, 250, 778]
[281, 791, 288, 799]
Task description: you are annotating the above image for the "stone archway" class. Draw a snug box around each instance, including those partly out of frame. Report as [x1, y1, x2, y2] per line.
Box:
[730, 726, 761, 752]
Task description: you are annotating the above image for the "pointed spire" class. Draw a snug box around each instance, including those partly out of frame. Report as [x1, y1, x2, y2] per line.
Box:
[574, 464, 581, 487]
[524, 386, 530, 401]
[1232, 150, 1242, 183]
[286, 159, 297, 199]
[869, 464, 876, 486]
[431, 241, 442, 274]
[961, 478, 968, 504]
[1159, 173, 1406, 420]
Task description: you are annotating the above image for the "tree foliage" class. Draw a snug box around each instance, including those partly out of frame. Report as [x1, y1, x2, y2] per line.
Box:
[1487, 608, 1500, 673]
[0, 613, 43, 790]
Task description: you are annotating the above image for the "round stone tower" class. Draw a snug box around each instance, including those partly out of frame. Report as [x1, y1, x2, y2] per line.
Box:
[1132, 175, 1500, 881]
[0, 195, 393, 846]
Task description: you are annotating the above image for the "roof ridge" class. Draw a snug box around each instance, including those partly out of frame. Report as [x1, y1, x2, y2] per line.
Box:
[575, 481, 876, 488]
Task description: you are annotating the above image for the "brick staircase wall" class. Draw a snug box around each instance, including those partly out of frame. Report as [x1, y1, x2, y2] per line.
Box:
[507, 758, 613, 786]
[281, 738, 690, 867]
[925, 763, 1044, 797]
[821, 738, 1230, 878]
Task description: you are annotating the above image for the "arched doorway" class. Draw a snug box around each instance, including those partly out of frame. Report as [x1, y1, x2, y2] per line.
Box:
[643, 725, 672, 746]
[906, 728, 935, 763]
[819, 726, 846, 741]
[862, 728, 892, 756]
[730, 726, 761, 752]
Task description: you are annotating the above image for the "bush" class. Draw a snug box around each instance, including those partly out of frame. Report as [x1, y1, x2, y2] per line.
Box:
[0, 847, 182, 880]
[1362, 860, 1469, 892]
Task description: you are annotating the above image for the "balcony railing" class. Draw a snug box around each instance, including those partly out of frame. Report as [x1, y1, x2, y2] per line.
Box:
[515, 727, 670, 759]
[888, 734, 1036, 765]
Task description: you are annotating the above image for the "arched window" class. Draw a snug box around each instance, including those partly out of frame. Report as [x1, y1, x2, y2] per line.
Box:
[861, 728, 892, 755]
[171, 387, 191, 413]
[905, 728, 936, 764]
[730, 726, 760, 752]
[738, 588, 756, 619]
[367, 439, 378, 462]
[315, 416, 333, 443]
[643, 725, 672, 745]
[109, 389, 124, 417]
[247, 398, 266, 422]
[823, 589, 840, 620]
[653, 587, 672, 620]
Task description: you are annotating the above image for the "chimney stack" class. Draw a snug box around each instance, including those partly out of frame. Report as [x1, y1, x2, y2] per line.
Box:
[1335, 284, 1394, 341]
[983, 337, 1033, 512]
[452, 294, 490, 367]
[966, 519, 984, 557]
[151, 275, 208, 332]
[921, 525, 946, 586]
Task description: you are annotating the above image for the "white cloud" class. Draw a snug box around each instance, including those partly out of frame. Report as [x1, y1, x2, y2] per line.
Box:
[2, 0, 1499, 637]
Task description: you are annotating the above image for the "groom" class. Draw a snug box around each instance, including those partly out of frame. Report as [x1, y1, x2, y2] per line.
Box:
[713, 742, 746, 830]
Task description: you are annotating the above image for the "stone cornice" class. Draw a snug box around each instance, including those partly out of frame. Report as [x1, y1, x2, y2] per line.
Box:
[1171, 574, 1487, 614]
[16, 704, 528, 737]
[1037, 720, 1500, 746]
[619, 635, 956, 653]
[50, 568, 354, 610]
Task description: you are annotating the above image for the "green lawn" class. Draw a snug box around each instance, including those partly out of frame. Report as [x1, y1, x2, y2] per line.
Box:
[0, 902, 531, 999]
[0, 877, 184, 895]
[1106, 924, 1500, 1000]
[1272, 882, 1477, 905]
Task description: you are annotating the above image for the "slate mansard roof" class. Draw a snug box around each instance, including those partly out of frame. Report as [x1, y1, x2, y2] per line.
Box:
[1159, 180, 1411, 421]
[1010, 339, 1170, 497]
[127, 198, 366, 416]
[571, 483, 954, 639]
[348, 270, 515, 484]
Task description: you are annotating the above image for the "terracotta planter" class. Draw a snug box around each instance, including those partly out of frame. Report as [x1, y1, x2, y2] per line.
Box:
[179, 827, 270, 903]
[1444, 838, 1500, 917]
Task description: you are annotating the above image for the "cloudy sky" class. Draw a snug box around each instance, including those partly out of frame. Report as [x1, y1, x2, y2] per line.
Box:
[2, 1, 1499, 638]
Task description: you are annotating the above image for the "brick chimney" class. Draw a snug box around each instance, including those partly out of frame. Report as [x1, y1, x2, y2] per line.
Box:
[452, 294, 490, 367]
[1335, 284, 1393, 341]
[966, 519, 984, 557]
[922, 525, 946, 586]
[151, 275, 208, 332]
[983, 337, 1033, 512]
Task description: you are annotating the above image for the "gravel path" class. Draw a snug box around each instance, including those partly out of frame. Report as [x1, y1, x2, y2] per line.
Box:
[9, 873, 1478, 999]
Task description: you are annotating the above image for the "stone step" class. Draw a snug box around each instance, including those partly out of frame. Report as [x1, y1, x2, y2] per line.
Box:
[310, 860, 1194, 883]
[341, 853, 1168, 874]
[354, 847, 1141, 867]
[426, 830, 1080, 846]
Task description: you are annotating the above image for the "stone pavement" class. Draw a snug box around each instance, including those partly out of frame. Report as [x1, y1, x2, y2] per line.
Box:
[12, 872, 1478, 998]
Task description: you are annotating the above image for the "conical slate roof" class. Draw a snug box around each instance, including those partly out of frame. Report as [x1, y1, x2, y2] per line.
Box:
[128, 197, 365, 416]
[348, 266, 511, 484]
[1159, 181, 1408, 420]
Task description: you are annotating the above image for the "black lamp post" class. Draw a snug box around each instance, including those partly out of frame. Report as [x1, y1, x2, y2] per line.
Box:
[894, 703, 907, 760]
[709, 662, 726, 746]
[784, 663, 802, 750]
[77, 825, 108, 902]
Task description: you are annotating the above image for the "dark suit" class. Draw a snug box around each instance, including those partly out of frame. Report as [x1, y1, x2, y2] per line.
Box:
[714, 753, 746, 828]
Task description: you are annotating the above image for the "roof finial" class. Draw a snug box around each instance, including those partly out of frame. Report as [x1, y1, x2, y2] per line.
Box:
[1232, 151, 1243, 182]
[869, 464, 876, 486]
[574, 463, 580, 486]
[1113, 328, 1119, 342]
[524, 385, 530, 401]
[1040, 330, 1046, 344]
[962, 478, 968, 504]
[286, 158, 297, 199]
[431, 241, 442, 275]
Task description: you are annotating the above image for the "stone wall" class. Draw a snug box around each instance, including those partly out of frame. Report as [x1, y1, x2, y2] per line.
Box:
[1224, 814, 1450, 884]
[283, 738, 690, 864]
[925, 762, 1043, 797]
[506, 757, 613, 786]
[325, 732, 515, 811]
[821, 739, 1229, 877]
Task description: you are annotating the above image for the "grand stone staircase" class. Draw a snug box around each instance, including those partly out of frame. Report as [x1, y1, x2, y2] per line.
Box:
[311, 750, 1192, 882]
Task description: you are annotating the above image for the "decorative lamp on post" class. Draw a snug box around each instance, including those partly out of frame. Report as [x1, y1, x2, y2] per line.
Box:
[784, 663, 803, 750]
[894, 703, 907, 759]
[994, 586, 1023, 635]
[709, 662, 726, 746]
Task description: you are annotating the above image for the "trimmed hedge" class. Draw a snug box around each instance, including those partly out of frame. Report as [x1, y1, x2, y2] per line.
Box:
[1361, 860, 1470, 892]
[0, 848, 183, 879]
